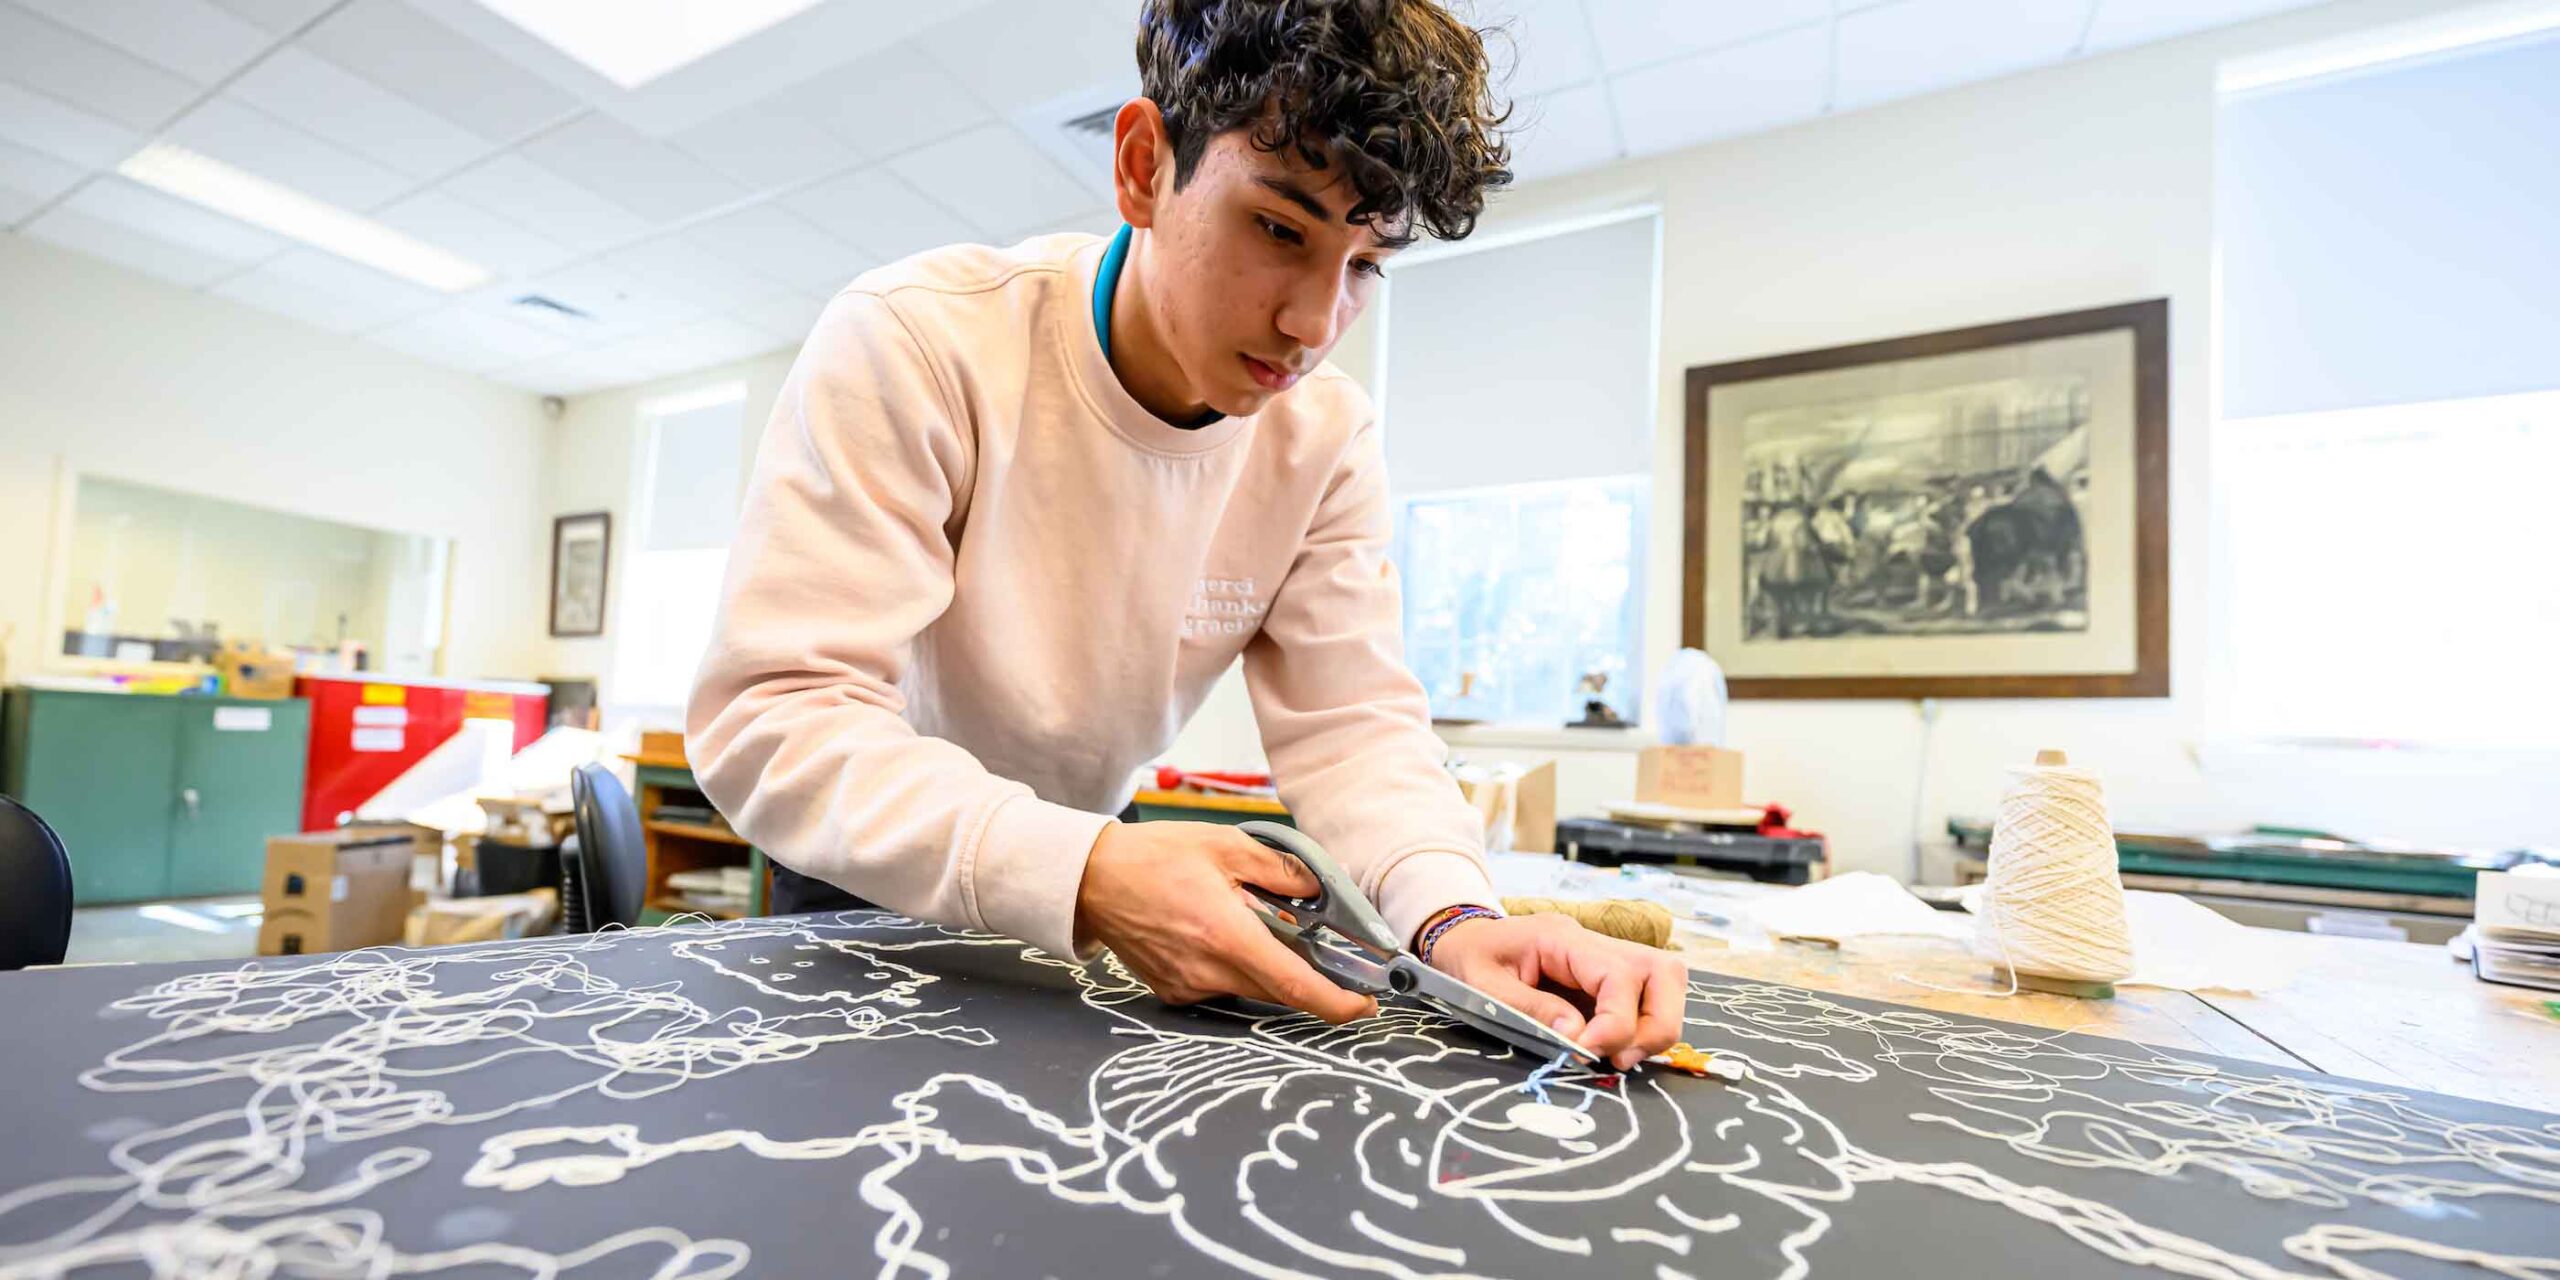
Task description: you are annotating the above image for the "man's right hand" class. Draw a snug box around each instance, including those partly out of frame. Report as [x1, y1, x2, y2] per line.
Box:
[1073, 821, 1376, 1024]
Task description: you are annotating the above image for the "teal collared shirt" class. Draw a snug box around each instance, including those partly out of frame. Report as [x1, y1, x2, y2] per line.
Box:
[1093, 223, 1222, 429]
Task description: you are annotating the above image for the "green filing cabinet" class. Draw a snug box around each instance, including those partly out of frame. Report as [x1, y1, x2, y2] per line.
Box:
[1, 687, 311, 905]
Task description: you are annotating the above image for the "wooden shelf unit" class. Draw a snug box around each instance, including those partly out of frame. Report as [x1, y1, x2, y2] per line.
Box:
[625, 754, 770, 921]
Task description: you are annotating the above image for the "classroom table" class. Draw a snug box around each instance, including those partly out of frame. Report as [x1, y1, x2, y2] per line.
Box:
[4, 909, 2554, 1276]
[1671, 927, 2560, 1113]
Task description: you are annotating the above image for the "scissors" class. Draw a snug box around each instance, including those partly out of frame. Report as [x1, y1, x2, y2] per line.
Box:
[1237, 821, 1602, 1067]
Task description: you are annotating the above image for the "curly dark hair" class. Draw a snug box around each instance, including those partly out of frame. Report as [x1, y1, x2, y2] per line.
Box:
[1135, 0, 1512, 245]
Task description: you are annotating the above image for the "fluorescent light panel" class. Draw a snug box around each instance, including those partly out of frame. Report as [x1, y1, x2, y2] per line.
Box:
[473, 0, 823, 89]
[117, 144, 491, 292]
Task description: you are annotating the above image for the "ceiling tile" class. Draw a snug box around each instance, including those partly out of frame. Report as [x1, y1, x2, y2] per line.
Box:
[784, 166, 977, 263]
[212, 246, 445, 331]
[0, 186, 43, 224]
[913, 0, 1138, 116]
[163, 97, 412, 210]
[1460, 0, 1602, 99]
[887, 125, 1091, 242]
[14, 0, 272, 85]
[1034, 205, 1123, 239]
[657, 314, 789, 369]
[1608, 22, 1832, 156]
[371, 188, 569, 277]
[731, 290, 833, 345]
[1506, 82, 1622, 185]
[680, 203, 876, 294]
[1581, 0, 1831, 75]
[205, 0, 336, 35]
[774, 50, 990, 163]
[488, 347, 650, 395]
[367, 305, 571, 372]
[601, 235, 777, 313]
[227, 47, 494, 181]
[669, 99, 860, 192]
[296, 0, 582, 144]
[0, 4, 202, 131]
[1834, 0, 2090, 112]
[19, 204, 239, 286]
[2082, 0, 2323, 54]
[0, 135, 86, 206]
[437, 152, 650, 253]
[517, 113, 747, 226]
[61, 174, 288, 261]
[0, 79, 142, 169]
[520, 259, 703, 333]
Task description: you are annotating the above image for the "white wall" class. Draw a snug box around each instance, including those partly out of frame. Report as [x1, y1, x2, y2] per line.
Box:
[1167, 0, 2560, 871]
[535, 347, 796, 721]
[0, 234, 553, 684]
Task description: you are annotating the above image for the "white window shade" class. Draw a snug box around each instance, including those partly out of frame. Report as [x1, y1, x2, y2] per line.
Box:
[2217, 32, 2560, 420]
[2216, 390, 2560, 749]
[1381, 213, 1657, 494]
[641, 397, 746, 552]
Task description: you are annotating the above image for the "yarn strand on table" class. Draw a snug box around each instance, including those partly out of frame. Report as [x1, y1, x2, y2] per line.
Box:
[1974, 751, 2134, 990]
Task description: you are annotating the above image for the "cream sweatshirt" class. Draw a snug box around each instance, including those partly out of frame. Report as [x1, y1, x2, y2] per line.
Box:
[686, 232, 1495, 963]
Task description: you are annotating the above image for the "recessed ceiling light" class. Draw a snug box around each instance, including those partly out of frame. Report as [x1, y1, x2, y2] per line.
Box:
[117, 144, 491, 293]
[473, 0, 823, 89]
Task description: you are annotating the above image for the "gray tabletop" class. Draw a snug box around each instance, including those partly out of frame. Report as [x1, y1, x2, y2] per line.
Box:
[0, 910, 2552, 1278]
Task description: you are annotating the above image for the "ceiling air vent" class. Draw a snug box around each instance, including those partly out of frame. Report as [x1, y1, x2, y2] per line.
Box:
[1016, 80, 1137, 195]
[510, 294, 594, 322]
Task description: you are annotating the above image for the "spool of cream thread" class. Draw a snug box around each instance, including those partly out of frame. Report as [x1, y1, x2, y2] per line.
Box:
[1974, 748, 2135, 998]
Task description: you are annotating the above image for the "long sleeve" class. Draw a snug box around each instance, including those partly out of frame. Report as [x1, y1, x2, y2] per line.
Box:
[1241, 421, 1499, 947]
[685, 291, 1114, 961]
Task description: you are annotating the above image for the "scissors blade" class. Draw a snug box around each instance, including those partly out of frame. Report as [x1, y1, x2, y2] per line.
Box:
[1392, 957, 1603, 1065]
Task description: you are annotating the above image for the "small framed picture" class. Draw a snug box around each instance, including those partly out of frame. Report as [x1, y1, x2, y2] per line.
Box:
[1684, 300, 2169, 698]
[549, 512, 612, 638]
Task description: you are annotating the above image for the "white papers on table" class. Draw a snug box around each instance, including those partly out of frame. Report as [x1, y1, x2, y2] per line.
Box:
[1740, 872, 1970, 945]
[1950, 884, 2300, 993]
[2115, 891, 2300, 994]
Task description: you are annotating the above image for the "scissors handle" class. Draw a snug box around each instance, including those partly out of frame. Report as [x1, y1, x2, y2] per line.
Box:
[1238, 821, 1400, 955]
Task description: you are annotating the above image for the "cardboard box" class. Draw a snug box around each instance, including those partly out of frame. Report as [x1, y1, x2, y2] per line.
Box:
[1635, 746, 1745, 810]
[639, 729, 687, 762]
[1455, 760, 1558, 854]
[216, 643, 298, 700]
[407, 887, 558, 947]
[258, 829, 417, 956]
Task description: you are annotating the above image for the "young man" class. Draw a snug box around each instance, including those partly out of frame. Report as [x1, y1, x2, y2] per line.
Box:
[688, 0, 1686, 1069]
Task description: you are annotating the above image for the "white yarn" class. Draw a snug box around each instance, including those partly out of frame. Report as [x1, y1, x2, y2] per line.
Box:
[1974, 761, 2135, 984]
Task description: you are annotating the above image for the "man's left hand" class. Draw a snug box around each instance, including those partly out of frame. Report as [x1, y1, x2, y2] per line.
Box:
[1425, 914, 1690, 1071]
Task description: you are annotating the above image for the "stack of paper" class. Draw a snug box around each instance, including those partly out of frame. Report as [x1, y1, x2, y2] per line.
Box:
[2470, 870, 2560, 991]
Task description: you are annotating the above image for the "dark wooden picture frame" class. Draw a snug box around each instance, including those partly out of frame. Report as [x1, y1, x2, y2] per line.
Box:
[549, 511, 613, 639]
[1682, 300, 2169, 699]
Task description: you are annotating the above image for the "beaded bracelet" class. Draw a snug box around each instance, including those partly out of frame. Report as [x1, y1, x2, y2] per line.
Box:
[1414, 904, 1501, 964]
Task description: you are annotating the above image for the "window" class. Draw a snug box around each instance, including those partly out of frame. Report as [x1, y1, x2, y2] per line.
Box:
[57, 475, 451, 675]
[2216, 391, 2560, 749]
[1398, 478, 1648, 725]
[611, 385, 747, 712]
[1379, 210, 1659, 726]
[2213, 27, 2560, 749]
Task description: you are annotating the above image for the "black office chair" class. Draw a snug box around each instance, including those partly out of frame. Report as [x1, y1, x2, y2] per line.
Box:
[566, 763, 646, 932]
[0, 795, 75, 969]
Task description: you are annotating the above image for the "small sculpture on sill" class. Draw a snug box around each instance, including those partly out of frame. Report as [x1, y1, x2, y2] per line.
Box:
[1569, 670, 1625, 729]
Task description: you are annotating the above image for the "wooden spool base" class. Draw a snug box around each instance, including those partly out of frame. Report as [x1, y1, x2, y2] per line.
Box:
[1995, 966, 2117, 1000]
